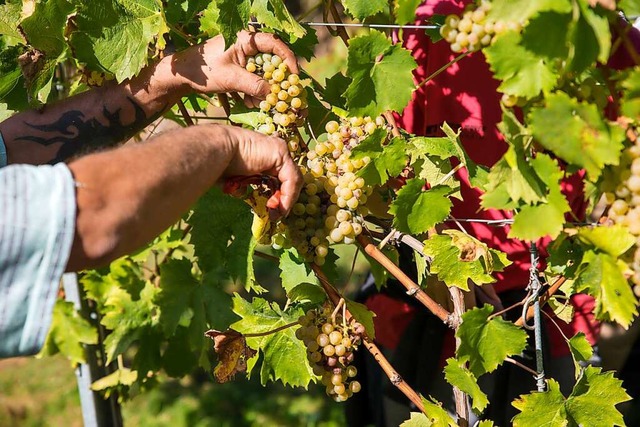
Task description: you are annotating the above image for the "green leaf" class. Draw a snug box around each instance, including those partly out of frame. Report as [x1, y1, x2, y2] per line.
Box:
[620, 0, 640, 15]
[456, 305, 528, 377]
[323, 72, 351, 109]
[570, 0, 610, 71]
[575, 250, 638, 328]
[443, 358, 489, 413]
[70, 0, 168, 82]
[440, 123, 488, 189]
[351, 131, 408, 186]
[621, 68, 640, 119]
[512, 379, 568, 427]
[278, 24, 318, 62]
[91, 368, 138, 391]
[508, 154, 571, 241]
[279, 248, 320, 294]
[18, 0, 74, 104]
[576, 224, 636, 257]
[39, 300, 98, 365]
[155, 258, 199, 336]
[400, 412, 433, 427]
[341, 0, 388, 21]
[0, 2, 24, 41]
[487, 0, 571, 23]
[346, 299, 376, 339]
[548, 296, 575, 324]
[287, 282, 327, 305]
[251, 0, 305, 39]
[421, 397, 458, 426]
[422, 233, 511, 291]
[566, 366, 631, 427]
[231, 296, 313, 388]
[394, 0, 422, 25]
[101, 281, 159, 364]
[389, 180, 453, 235]
[484, 31, 558, 99]
[568, 332, 593, 378]
[520, 12, 571, 61]
[345, 30, 417, 117]
[529, 92, 624, 180]
[188, 188, 258, 291]
[200, 0, 250, 47]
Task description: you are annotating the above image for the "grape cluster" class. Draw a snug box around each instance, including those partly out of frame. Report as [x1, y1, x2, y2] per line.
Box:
[439, 0, 521, 53]
[246, 53, 307, 155]
[605, 141, 640, 293]
[296, 305, 365, 402]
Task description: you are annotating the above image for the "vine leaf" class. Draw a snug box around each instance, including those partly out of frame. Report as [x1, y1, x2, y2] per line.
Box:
[443, 358, 489, 413]
[620, 0, 640, 16]
[188, 188, 258, 292]
[484, 30, 558, 99]
[351, 130, 408, 186]
[508, 154, 571, 241]
[568, 332, 593, 378]
[287, 282, 327, 305]
[345, 30, 417, 117]
[251, 0, 306, 39]
[205, 329, 257, 383]
[569, 0, 610, 73]
[323, 72, 351, 109]
[70, 0, 168, 82]
[575, 250, 638, 328]
[620, 68, 640, 119]
[91, 368, 138, 398]
[231, 296, 313, 388]
[400, 396, 458, 426]
[394, 0, 423, 25]
[0, 2, 24, 41]
[512, 367, 630, 427]
[529, 92, 625, 180]
[577, 224, 636, 258]
[18, 0, 74, 104]
[389, 180, 453, 235]
[200, 0, 250, 47]
[456, 305, 528, 377]
[101, 281, 159, 364]
[440, 122, 489, 190]
[487, 0, 571, 23]
[422, 232, 511, 291]
[346, 299, 376, 339]
[341, 0, 388, 21]
[279, 248, 320, 294]
[39, 300, 98, 366]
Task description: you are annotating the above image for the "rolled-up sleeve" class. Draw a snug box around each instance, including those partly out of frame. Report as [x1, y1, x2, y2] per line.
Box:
[0, 163, 76, 357]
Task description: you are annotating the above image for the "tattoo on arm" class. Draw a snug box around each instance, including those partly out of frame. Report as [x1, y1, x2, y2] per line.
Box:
[16, 97, 165, 163]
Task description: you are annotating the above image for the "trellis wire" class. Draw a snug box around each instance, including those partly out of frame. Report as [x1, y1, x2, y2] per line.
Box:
[249, 21, 439, 30]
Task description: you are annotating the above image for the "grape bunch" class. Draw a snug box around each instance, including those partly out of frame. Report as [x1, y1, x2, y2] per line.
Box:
[246, 53, 307, 155]
[439, 0, 521, 53]
[605, 141, 640, 293]
[295, 305, 365, 402]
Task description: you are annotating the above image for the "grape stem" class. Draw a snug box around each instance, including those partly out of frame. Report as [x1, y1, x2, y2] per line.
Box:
[383, 111, 402, 138]
[356, 234, 456, 326]
[504, 357, 538, 376]
[244, 321, 300, 338]
[177, 101, 195, 126]
[325, 0, 351, 46]
[331, 298, 345, 325]
[311, 264, 426, 413]
[416, 51, 470, 89]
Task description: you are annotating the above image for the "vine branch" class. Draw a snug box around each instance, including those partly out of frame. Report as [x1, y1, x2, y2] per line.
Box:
[356, 234, 454, 325]
[449, 287, 469, 427]
[515, 277, 567, 327]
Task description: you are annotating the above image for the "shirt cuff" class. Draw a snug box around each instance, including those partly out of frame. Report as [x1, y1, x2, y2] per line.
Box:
[0, 131, 7, 168]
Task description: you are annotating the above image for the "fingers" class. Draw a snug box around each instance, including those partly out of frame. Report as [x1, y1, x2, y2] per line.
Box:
[232, 70, 270, 98]
[237, 31, 299, 74]
[275, 148, 303, 215]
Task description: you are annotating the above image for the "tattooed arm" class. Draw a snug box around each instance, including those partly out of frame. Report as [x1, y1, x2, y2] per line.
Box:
[0, 31, 298, 165]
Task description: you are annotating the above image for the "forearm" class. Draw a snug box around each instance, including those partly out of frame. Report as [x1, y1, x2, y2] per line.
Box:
[65, 125, 234, 271]
[1, 56, 190, 165]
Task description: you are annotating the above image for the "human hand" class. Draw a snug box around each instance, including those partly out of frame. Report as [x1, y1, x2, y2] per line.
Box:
[172, 31, 298, 99]
[217, 125, 302, 215]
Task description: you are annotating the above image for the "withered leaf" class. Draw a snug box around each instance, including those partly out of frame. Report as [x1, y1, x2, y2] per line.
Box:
[205, 329, 256, 383]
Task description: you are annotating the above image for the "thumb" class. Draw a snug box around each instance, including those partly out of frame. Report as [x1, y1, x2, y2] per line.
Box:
[235, 69, 270, 98]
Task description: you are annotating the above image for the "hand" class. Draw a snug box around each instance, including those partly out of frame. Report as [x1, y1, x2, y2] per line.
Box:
[218, 125, 303, 215]
[172, 31, 299, 99]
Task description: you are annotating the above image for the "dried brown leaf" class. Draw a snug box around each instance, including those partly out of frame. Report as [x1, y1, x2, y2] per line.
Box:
[205, 329, 257, 383]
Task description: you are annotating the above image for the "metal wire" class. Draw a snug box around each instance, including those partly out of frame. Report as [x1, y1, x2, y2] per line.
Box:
[249, 20, 439, 30]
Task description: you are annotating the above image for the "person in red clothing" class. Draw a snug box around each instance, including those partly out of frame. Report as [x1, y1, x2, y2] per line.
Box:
[345, 1, 618, 425]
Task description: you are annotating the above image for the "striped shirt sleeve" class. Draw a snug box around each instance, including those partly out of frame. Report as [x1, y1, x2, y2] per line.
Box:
[0, 163, 76, 357]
